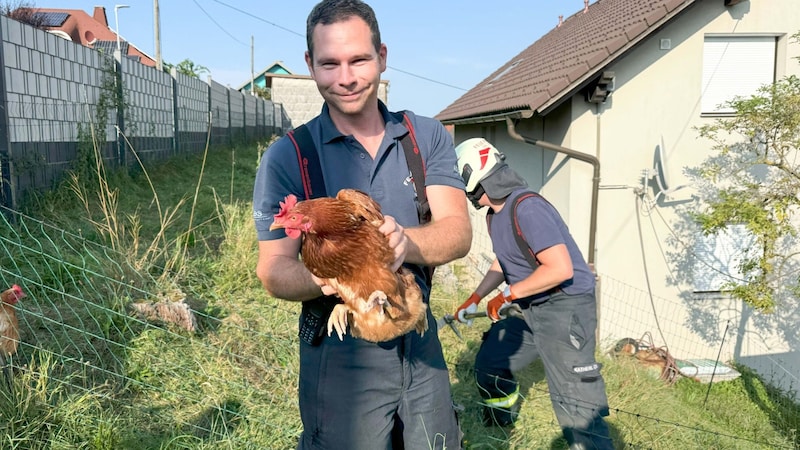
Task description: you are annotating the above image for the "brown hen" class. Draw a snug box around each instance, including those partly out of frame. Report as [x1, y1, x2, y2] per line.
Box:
[270, 189, 427, 342]
[1, 284, 25, 391]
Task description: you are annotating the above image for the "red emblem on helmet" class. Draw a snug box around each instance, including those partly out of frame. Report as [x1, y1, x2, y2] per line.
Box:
[478, 147, 491, 170]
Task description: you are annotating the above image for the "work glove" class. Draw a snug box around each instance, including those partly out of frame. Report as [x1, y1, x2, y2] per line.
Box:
[487, 285, 517, 322]
[455, 292, 481, 325]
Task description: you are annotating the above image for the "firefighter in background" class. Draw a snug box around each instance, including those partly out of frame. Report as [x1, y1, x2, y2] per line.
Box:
[453, 138, 614, 450]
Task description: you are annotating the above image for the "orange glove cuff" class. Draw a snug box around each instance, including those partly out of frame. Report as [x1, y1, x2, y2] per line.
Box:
[488, 285, 517, 321]
[503, 285, 517, 301]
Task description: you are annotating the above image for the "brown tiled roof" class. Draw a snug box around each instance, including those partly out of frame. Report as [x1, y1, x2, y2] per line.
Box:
[436, 0, 698, 122]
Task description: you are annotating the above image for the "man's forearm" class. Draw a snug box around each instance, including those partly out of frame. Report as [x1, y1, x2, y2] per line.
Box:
[404, 215, 471, 266]
[257, 256, 323, 301]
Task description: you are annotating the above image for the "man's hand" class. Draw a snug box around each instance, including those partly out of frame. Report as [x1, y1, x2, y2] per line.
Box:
[310, 274, 338, 297]
[486, 285, 517, 322]
[455, 292, 481, 325]
[380, 215, 408, 272]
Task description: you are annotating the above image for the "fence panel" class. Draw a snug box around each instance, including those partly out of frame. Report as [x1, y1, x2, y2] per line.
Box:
[0, 17, 286, 209]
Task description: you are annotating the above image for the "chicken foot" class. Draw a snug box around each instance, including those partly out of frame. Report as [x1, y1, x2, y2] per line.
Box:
[327, 303, 350, 341]
[326, 290, 390, 341]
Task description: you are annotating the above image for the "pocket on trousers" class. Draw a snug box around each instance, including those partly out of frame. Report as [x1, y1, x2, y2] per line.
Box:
[569, 313, 587, 351]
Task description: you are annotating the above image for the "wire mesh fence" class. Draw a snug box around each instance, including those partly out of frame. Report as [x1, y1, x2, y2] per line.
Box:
[0, 201, 798, 448]
[0, 205, 302, 448]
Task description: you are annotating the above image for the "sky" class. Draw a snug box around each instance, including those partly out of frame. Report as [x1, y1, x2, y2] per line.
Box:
[53, 0, 590, 118]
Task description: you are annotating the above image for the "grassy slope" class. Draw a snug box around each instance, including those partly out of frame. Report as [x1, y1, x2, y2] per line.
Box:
[1, 143, 797, 449]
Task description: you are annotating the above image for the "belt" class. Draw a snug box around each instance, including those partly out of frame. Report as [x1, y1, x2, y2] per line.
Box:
[518, 287, 562, 307]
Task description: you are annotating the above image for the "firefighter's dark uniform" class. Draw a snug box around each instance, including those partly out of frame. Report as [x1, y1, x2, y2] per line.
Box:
[253, 103, 464, 449]
[474, 187, 613, 450]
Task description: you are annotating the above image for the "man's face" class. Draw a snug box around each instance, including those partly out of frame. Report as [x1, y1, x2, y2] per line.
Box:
[305, 16, 386, 118]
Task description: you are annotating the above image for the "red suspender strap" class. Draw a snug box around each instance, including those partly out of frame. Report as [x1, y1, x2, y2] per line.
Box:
[287, 124, 325, 199]
[400, 113, 430, 223]
[512, 192, 539, 269]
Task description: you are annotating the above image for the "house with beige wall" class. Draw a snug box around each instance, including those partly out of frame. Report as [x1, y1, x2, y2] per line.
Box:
[438, 0, 800, 399]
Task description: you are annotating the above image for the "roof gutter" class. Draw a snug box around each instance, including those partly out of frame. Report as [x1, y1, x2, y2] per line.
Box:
[440, 109, 534, 126]
[505, 116, 599, 269]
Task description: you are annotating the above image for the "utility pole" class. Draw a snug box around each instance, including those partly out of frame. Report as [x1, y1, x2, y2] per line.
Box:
[154, 0, 162, 71]
[250, 35, 255, 95]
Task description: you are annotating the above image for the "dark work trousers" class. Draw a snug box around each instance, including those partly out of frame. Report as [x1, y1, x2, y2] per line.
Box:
[474, 291, 613, 450]
[297, 307, 462, 450]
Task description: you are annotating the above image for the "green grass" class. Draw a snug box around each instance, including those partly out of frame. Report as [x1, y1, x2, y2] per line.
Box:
[0, 141, 798, 449]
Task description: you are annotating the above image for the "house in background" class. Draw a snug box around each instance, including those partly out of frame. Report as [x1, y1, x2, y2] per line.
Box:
[238, 61, 389, 129]
[438, 0, 800, 400]
[238, 60, 293, 92]
[34, 7, 156, 66]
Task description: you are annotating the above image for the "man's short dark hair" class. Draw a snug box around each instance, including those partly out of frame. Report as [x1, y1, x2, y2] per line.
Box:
[306, 0, 382, 62]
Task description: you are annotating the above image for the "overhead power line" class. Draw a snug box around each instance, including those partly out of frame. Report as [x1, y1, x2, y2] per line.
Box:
[190, 0, 249, 46]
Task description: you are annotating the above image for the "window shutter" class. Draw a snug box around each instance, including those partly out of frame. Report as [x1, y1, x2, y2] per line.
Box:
[693, 224, 756, 293]
[701, 36, 776, 114]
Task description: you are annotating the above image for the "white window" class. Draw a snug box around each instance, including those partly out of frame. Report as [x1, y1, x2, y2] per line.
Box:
[701, 36, 776, 114]
[693, 224, 757, 293]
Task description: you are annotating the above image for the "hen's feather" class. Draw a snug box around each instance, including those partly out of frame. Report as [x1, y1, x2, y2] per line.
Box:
[272, 189, 427, 342]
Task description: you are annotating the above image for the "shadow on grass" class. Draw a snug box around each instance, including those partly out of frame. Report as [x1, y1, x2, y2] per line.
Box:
[735, 364, 800, 449]
[191, 398, 245, 442]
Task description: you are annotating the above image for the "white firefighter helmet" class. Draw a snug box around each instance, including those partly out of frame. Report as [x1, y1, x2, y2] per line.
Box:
[455, 138, 504, 192]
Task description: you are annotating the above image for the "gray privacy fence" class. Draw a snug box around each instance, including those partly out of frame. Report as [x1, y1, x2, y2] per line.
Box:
[0, 16, 290, 210]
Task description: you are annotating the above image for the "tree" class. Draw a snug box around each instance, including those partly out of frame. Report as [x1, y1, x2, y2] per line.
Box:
[692, 31, 800, 312]
[253, 86, 271, 100]
[1, 1, 45, 27]
[163, 59, 209, 79]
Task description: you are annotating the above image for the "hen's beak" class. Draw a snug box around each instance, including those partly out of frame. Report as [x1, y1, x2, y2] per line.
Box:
[269, 221, 284, 231]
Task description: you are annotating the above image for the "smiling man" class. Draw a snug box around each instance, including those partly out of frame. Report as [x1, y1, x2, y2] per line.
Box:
[252, 1, 472, 449]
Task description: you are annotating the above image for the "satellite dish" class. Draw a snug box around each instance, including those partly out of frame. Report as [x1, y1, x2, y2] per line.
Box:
[654, 135, 671, 193]
[648, 135, 688, 200]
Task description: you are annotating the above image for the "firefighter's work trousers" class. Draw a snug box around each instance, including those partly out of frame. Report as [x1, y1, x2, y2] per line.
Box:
[474, 291, 613, 449]
[297, 306, 461, 450]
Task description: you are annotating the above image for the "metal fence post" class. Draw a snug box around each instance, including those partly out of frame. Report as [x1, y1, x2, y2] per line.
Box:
[114, 55, 126, 167]
[171, 67, 179, 155]
[0, 21, 14, 210]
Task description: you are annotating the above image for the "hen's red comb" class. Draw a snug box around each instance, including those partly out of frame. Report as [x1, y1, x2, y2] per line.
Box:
[275, 194, 298, 219]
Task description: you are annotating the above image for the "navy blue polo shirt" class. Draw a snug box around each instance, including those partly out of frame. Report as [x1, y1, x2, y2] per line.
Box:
[253, 101, 463, 242]
[489, 188, 595, 295]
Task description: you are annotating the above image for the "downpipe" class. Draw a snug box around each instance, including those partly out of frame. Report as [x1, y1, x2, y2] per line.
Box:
[505, 117, 600, 270]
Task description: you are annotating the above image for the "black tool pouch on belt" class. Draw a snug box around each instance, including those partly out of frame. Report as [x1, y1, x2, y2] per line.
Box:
[299, 296, 339, 346]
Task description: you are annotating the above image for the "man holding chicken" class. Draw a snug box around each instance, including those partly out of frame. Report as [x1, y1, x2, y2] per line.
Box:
[453, 138, 614, 450]
[252, 0, 471, 448]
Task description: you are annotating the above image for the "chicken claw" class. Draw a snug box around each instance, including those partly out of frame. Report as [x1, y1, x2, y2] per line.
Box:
[327, 304, 350, 341]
